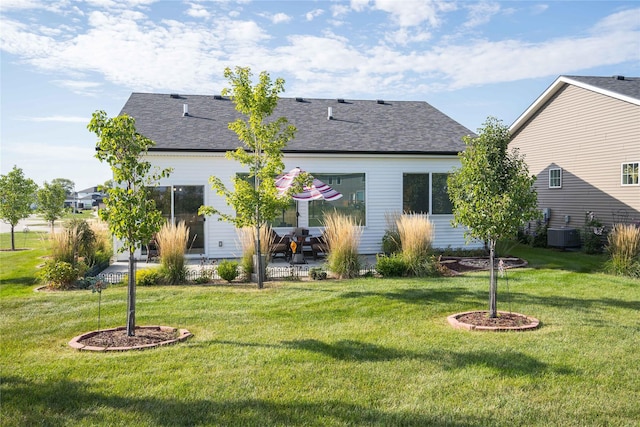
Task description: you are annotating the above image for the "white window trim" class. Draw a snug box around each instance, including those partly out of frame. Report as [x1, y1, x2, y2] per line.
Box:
[549, 168, 562, 189]
[621, 162, 639, 186]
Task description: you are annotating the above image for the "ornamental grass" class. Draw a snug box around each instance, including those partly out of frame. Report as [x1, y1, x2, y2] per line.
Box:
[605, 223, 640, 278]
[156, 221, 189, 285]
[397, 213, 434, 276]
[323, 211, 362, 278]
[237, 225, 275, 279]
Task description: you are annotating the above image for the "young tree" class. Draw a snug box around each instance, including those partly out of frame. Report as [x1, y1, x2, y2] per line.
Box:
[447, 117, 539, 318]
[0, 166, 38, 250]
[36, 181, 67, 232]
[199, 66, 298, 289]
[88, 111, 172, 336]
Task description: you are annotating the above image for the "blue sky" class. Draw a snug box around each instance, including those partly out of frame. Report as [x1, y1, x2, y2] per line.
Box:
[1, 0, 638, 191]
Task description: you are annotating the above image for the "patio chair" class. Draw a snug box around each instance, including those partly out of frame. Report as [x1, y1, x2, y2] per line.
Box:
[270, 230, 291, 261]
[310, 233, 329, 260]
[146, 235, 159, 263]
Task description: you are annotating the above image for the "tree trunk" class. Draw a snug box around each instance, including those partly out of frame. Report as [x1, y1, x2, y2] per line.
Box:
[488, 239, 498, 318]
[126, 249, 136, 336]
[255, 224, 264, 289]
[10, 225, 15, 251]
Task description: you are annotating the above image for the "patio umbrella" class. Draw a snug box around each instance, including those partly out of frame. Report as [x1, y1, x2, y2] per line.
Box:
[275, 167, 343, 226]
[275, 167, 343, 201]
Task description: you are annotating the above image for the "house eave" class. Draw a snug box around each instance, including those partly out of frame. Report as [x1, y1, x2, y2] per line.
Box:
[509, 75, 640, 137]
[147, 147, 461, 156]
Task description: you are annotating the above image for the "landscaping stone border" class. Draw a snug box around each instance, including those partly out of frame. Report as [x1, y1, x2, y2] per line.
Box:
[69, 325, 192, 351]
[447, 311, 540, 332]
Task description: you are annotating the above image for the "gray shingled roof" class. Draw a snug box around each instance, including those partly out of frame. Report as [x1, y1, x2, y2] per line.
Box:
[565, 75, 640, 101]
[119, 93, 471, 154]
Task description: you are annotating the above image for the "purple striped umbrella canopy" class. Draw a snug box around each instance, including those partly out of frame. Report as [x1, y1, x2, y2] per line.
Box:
[275, 167, 343, 201]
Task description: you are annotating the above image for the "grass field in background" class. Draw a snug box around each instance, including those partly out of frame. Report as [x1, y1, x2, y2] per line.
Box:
[1, 237, 638, 426]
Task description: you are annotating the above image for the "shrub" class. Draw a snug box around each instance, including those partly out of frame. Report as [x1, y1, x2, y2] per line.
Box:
[38, 260, 85, 290]
[156, 221, 189, 285]
[136, 269, 163, 286]
[375, 253, 407, 277]
[582, 212, 605, 254]
[531, 222, 548, 248]
[323, 211, 362, 279]
[605, 224, 640, 278]
[310, 267, 327, 280]
[381, 212, 401, 255]
[218, 260, 239, 283]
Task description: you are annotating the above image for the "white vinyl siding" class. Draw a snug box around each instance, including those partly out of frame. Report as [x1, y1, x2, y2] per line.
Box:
[112, 152, 482, 260]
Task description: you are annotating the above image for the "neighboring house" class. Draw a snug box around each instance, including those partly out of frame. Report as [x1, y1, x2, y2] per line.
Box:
[510, 75, 640, 232]
[115, 93, 480, 260]
[64, 186, 105, 210]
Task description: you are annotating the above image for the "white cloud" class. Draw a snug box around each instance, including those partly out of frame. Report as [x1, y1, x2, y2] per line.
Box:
[331, 4, 351, 18]
[306, 8, 324, 21]
[271, 12, 291, 24]
[354, 0, 457, 28]
[385, 27, 432, 46]
[531, 4, 549, 15]
[463, 1, 501, 28]
[1, 4, 637, 100]
[17, 115, 90, 123]
[185, 3, 210, 19]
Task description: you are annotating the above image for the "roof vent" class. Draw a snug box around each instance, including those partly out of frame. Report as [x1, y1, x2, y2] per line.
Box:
[337, 98, 345, 103]
[183, 104, 189, 117]
[170, 93, 180, 98]
[613, 75, 625, 80]
[295, 97, 305, 102]
[214, 95, 223, 100]
[327, 107, 333, 120]
[377, 99, 385, 104]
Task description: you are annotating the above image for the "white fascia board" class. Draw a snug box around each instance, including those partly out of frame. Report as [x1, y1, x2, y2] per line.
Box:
[509, 76, 640, 136]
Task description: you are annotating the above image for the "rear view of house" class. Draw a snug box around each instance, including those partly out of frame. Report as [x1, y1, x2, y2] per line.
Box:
[114, 94, 479, 260]
[510, 75, 640, 232]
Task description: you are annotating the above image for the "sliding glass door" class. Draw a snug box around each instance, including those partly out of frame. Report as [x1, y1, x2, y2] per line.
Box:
[148, 185, 205, 255]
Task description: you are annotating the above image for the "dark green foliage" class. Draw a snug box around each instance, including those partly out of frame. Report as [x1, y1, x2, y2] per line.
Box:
[38, 260, 86, 290]
[375, 254, 407, 277]
[136, 269, 163, 286]
[582, 212, 605, 254]
[309, 267, 327, 280]
[381, 230, 401, 255]
[531, 222, 548, 248]
[218, 260, 239, 283]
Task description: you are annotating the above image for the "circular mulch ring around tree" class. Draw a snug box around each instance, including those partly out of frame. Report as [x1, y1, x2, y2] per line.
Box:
[448, 311, 540, 332]
[69, 326, 192, 351]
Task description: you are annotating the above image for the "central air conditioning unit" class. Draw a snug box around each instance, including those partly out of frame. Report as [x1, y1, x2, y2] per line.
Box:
[547, 228, 581, 248]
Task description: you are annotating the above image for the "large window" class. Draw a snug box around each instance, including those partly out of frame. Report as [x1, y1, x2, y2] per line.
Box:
[403, 172, 453, 214]
[309, 173, 366, 226]
[147, 185, 205, 255]
[432, 173, 453, 214]
[549, 168, 562, 188]
[403, 174, 429, 214]
[622, 162, 639, 185]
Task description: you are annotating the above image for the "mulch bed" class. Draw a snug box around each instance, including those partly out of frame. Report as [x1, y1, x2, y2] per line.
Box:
[79, 328, 178, 347]
[439, 257, 527, 274]
[456, 311, 533, 327]
[69, 326, 192, 351]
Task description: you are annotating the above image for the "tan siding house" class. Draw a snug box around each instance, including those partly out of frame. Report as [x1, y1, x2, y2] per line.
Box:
[510, 75, 640, 231]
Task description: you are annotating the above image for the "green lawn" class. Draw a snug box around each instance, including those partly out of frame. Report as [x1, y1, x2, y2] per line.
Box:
[1, 240, 638, 426]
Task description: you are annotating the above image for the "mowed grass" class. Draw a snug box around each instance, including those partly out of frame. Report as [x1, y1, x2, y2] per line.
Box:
[1, 239, 639, 426]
